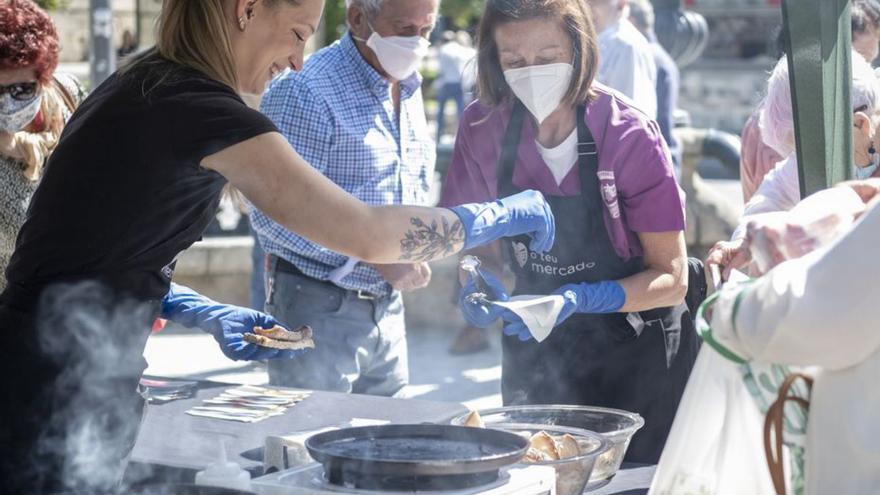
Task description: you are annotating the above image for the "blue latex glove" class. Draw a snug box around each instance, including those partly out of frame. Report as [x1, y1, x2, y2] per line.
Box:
[502, 281, 627, 342]
[451, 190, 555, 253]
[457, 268, 510, 328]
[160, 283, 303, 361]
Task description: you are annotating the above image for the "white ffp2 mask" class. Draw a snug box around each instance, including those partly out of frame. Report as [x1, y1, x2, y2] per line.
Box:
[504, 63, 574, 124]
[355, 26, 430, 81]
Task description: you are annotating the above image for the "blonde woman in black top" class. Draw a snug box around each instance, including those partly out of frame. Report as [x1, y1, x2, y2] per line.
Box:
[0, 1, 555, 492]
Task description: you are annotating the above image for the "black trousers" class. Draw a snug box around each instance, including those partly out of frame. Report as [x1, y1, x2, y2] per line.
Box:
[0, 283, 152, 494]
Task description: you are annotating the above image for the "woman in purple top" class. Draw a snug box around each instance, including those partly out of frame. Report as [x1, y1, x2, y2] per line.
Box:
[442, 0, 699, 463]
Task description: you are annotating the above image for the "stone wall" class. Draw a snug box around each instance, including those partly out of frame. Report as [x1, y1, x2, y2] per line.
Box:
[678, 58, 776, 134]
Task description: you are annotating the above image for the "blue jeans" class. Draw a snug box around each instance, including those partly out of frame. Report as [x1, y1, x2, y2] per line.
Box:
[264, 257, 408, 397]
[436, 82, 465, 141]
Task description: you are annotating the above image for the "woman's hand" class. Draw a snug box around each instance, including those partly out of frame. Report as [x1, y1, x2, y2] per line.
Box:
[838, 178, 880, 211]
[160, 284, 305, 361]
[706, 238, 752, 281]
[458, 268, 510, 328]
[501, 281, 626, 342]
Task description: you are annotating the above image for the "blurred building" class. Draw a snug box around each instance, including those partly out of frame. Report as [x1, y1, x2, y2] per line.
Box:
[677, 0, 782, 133]
[48, 0, 162, 63]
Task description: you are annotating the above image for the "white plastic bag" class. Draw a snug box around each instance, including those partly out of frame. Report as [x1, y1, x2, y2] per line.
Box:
[648, 346, 777, 495]
[746, 187, 865, 274]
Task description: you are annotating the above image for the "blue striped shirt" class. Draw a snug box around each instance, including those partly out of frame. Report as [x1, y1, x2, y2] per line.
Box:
[251, 33, 436, 295]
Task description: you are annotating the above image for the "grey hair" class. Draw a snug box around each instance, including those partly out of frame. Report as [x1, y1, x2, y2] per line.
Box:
[346, 0, 441, 20]
[345, 0, 390, 18]
[628, 0, 655, 31]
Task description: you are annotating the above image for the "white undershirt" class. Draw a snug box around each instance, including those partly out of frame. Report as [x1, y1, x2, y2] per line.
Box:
[536, 129, 579, 186]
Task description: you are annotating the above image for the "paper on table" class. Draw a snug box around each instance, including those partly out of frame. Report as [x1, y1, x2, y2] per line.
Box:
[490, 295, 565, 343]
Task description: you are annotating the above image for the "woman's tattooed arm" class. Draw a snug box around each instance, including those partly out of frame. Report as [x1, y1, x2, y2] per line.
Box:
[400, 216, 465, 262]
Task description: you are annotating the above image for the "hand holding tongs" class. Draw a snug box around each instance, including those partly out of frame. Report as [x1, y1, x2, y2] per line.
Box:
[460, 255, 495, 304]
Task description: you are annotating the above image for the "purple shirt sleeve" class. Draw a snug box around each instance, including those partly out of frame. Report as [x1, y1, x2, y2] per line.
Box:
[614, 118, 685, 233]
[440, 105, 497, 207]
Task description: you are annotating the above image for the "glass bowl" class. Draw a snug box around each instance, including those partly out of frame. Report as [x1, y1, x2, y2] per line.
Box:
[490, 423, 608, 495]
[450, 405, 644, 489]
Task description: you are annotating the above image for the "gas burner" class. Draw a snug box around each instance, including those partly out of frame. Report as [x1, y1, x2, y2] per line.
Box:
[252, 463, 556, 494]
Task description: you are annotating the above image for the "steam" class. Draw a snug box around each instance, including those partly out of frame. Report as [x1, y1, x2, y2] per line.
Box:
[35, 281, 155, 494]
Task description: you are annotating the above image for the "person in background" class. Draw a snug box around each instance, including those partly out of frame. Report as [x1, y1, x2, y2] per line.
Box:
[587, 0, 657, 118]
[852, 0, 880, 65]
[628, 0, 680, 172]
[0, 0, 84, 293]
[706, 180, 880, 495]
[117, 29, 139, 59]
[445, 0, 697, 463]
[739, 0, 880, 203]
[252, 0, 440, 397]
[707, 52, 880, 279]
[436, 30, 476, 142]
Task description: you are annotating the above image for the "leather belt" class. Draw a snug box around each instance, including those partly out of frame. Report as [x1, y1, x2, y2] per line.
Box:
[273, 256, 384, 301]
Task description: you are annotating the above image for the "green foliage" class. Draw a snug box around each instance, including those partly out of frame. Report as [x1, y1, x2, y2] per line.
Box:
[35, 0, 69, 10]
[440, 0, 485, 30]
[322, 0, 485, 46]
[323, 0, 348, 46]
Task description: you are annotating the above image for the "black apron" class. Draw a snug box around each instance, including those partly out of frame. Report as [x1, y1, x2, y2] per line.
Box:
[498, 102, 699, 464]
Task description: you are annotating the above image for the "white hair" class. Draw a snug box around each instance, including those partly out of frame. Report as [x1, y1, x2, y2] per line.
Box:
[345, 0, 391, 18]
[758, 51, 880, 157]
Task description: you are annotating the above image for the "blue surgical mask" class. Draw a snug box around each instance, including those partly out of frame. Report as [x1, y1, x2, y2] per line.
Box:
[855, 150, 880, 179]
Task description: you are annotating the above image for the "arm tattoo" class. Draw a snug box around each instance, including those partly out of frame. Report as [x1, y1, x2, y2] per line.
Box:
[400, 216, 465, 262]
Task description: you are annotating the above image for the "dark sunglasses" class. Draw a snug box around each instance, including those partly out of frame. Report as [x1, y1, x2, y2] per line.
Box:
[0, 82, 39, 101]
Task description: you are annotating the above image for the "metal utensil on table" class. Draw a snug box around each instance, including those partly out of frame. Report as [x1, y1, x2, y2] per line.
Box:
[460, 255, 495, 304]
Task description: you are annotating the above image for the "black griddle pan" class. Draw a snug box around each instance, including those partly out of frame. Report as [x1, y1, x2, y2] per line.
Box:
[305, 424, 529, 491]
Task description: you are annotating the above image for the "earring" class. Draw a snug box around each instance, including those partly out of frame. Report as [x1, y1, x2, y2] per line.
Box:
[238, 16, 247, 31]
[870, 143, 876, 155]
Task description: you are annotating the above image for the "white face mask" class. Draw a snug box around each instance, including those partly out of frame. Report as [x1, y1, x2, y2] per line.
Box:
[504, 63, 574, 125]
[355, 22, 430, 81]
[0, 92, 42, 133]
[855, 151, 880, 179]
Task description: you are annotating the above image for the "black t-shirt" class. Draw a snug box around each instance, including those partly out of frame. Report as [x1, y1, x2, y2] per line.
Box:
[4, 58, 278, 306]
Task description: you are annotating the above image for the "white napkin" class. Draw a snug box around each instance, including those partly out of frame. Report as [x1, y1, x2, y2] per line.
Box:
[490, 295, 566, 343]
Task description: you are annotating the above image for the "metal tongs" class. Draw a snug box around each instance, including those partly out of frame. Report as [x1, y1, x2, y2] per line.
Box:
[460, 255, 495, 304]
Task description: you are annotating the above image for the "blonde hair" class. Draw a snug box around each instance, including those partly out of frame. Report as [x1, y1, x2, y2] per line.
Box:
[154, 0, 239, 88]
[126, 0, 296, 90]
[10, 78, 78, 181]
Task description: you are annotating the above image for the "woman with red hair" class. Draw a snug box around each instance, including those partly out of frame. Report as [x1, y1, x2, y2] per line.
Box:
[0, 0, 83, 291]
